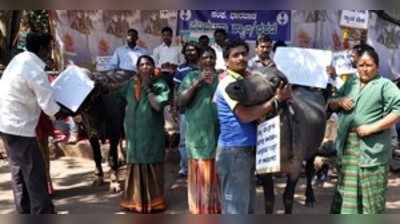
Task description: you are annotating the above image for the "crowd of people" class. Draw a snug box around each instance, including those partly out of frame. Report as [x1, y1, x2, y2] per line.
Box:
[1, 24, 400, 215]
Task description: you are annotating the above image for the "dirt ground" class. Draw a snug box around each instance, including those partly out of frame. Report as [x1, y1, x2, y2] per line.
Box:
[1, 141, 400, 214]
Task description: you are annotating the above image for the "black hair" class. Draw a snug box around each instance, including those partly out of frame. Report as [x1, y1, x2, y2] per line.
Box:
[272, 40, 287, 53]
[214, 28, 227, 36]
[352, 44, 375, 57]
[181, 41, 201, 55]
[136, 55, 155, 68]
[198, 35, 210, 41]
[25, 32, 53, 54]
[200, 46, 216, 58]
[358, 46, 379, 66]
[223, 39, 249, 59]
[127, 28, 138, 35]
[161, 26, 173, 34]
[256, 34, 272, 46]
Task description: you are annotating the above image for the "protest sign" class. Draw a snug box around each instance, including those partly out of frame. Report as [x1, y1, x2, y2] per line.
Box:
[51, 65, 95, 112]
[256, 116, 281, 174]
[274, 47, 332, 88]
[340, 10, 369, 30]
[96, 56, 113, 71]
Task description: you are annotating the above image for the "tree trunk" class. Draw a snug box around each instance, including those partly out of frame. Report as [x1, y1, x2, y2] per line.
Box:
[0, 10, 22, 65]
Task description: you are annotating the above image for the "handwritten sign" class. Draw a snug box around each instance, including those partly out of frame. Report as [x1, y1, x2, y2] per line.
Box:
[51, 65, 95, 112]
[340, 10, 369, 30]
[96, 56, 113, 72]
[331, 50, 357, 75]
[256, 115, 281, 174]
[274, 47, 332, 88]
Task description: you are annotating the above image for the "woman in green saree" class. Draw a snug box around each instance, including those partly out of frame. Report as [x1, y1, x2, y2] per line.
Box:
[329, 46, 400, 214]
[119, 55, 170, 213]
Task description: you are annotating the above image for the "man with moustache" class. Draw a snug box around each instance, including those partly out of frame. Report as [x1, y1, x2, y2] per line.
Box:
[213, 39, 291, 214]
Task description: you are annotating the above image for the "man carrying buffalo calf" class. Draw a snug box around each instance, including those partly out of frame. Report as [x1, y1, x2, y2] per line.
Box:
[213, 39, 291, 214]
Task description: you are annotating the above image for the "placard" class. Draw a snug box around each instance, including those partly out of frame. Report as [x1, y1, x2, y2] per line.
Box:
[274, 47, 332, 88]
[96, 56, 113, 72]
[340, 10, 369, 30]
[51, 65, 95, 112]
[331, 50, 357, 75]
[256, 115, 281, 174]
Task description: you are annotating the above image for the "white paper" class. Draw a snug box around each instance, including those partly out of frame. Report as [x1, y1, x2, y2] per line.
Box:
[331, 50, 357, 75]
[51, 65, 95, 112]
[96, 56, 113, 72]
[274, 47, 332, 88]
[256, 116, 281, 174]
[340, 10, 369, 30]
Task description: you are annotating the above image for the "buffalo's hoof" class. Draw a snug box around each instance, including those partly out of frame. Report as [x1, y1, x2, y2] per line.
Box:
[92, 176, 105, 186]
[109, 172, 121, 193]
[109, 181, 121, 193]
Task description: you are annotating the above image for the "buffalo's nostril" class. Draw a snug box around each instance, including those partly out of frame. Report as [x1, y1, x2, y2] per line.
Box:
[234, 85, 241, 90]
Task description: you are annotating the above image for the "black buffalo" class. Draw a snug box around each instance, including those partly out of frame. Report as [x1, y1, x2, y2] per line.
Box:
[78, 70, 134, 192]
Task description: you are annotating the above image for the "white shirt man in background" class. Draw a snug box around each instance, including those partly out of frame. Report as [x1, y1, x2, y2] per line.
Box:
[109, 28, 147, 72]
[211, 28, 228, 72]
[152, 26, 183, 70]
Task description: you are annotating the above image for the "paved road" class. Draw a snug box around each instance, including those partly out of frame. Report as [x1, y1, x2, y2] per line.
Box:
[1, 149, 400, 214]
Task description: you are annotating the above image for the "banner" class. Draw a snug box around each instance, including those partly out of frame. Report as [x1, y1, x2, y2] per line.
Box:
[291, 10, 342, 50]
[51, 10, 178, 70]
[368, 13, 400, 80]
[177, 10, 291, 42]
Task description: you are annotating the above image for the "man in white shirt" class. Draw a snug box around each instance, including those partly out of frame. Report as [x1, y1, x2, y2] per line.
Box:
[109, 28, 147, 72]
[211, 28, 228, 72]
[152, 26, 183, 70]
[0, 32, 67, 214]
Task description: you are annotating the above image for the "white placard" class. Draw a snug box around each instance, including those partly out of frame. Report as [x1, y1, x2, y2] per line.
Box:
[274, 47, 332, 88]
[331, 50, 357, 75]
[51, 65, 95, 112]
[340, 10, 369, 30]
[256, 116, 281, 174]
[96, 56, 113, 72]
